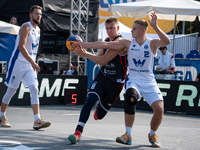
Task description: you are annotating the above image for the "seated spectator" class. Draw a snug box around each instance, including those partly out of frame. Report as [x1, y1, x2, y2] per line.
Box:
[59, 70, 67, 75]
[195, 73, 200, 81]
[157, 46, 176, 71]
[66, 62, 78, 75]
[10, 16, 18, 25]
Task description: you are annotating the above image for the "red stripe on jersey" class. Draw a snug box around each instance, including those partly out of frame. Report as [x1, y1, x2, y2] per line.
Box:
[119, 54, 127, 79]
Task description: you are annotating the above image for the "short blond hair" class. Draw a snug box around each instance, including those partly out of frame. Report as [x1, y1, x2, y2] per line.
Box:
[29, 5, 43, 13]
[134, 20, 148, 30]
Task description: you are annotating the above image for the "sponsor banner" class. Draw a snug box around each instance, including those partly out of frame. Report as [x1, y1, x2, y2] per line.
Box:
[86, 59, 200, 115]
[114, 79, 200, 115]
[1, 73, 200, 115]
[0, 74, 88, 105]
[87, 59, 200, 88]
[175, 59, 200, 81]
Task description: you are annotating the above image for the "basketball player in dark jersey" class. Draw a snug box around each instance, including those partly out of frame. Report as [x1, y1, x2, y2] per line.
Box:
[68, 18, 127, 144]
[72, 12, 170, 147]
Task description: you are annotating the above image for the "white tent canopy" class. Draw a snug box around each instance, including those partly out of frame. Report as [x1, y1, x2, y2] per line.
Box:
[109, 0, 200, 53]
[109, 0, 200, 21]
[0, 20, 20, 35]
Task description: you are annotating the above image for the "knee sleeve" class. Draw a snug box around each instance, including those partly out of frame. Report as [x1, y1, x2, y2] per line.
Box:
[29, 85, 39, 105]
[124, 88, 139, 115]
[2, 87, 17, 104]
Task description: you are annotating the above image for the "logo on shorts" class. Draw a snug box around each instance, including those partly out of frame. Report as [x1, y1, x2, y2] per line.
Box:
[11, 76, 15, 83]
[108, 103, 112, 106]
[127, 82, 131, 86]
[91, 81, 97, 89]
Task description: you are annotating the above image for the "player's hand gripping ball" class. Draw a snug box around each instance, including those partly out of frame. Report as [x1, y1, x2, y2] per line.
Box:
[66, 35, 83, 51]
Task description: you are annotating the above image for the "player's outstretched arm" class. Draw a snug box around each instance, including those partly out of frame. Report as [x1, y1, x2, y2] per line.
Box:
[149, 12, 170, 52]
[73, 40, 126, 51]
[72, 46, 118, 66]
[18, 24, 40, 72]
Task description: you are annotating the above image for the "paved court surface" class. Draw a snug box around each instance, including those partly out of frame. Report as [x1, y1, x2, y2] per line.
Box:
[0, 105, 200, 150]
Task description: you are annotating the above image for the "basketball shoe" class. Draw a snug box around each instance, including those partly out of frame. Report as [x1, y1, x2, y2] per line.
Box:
[68, 130, 82, 144]
[0, 115, 11, 127]
[148, 133, 161, 147]
[116, 133, 132, 145]
[33, 118, 51, 130]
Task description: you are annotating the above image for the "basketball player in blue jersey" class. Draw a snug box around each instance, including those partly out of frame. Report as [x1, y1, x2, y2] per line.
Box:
[72, 12, 170, 147]
[0, 5, 51, 130]
[68, 18, 127, 144]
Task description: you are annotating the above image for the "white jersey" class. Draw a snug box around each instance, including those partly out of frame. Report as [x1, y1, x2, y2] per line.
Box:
[9, 21, 40, 64]
[127, 38, 156, 82]
[158, 51, 176, 71]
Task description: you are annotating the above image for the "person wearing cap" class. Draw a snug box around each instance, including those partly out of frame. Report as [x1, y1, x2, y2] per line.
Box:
[157, 46, 176, 71]
[66, 62, 78, 75]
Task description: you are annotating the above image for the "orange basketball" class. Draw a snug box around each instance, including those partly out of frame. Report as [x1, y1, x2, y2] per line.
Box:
[66, 35, 83, 51]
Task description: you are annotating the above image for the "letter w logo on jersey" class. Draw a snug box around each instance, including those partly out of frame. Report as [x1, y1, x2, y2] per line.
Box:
[132, 59, 146, 67]
[32, 43, 38, 50]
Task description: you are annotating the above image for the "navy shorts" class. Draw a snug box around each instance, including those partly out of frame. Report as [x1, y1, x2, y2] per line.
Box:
[88, 71, 124, 111]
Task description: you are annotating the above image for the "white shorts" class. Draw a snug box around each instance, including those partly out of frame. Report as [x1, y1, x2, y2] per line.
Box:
[125, 78, 163, 106]
[5, 59, 37, 89]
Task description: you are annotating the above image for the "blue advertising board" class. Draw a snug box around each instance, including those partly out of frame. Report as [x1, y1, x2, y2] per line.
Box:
[86, 58, 200, 88]
[175, 59, 200, 81]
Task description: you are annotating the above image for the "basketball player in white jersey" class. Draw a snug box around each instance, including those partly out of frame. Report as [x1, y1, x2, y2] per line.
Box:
[72, 12, 170, 147]
[0, 5, 51, 130]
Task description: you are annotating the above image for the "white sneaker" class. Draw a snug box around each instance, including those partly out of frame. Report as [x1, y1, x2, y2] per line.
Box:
[0, 115, 11, 127]
[33, 118, 51, 130]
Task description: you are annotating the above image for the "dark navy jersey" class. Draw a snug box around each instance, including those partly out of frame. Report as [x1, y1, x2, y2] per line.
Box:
[100, 35, 127, 83]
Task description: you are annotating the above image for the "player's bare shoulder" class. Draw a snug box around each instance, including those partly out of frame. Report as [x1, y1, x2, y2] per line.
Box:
[19, 23, 31, 35]
[118, 38, 131, 49]
[116, 37, 130, 54]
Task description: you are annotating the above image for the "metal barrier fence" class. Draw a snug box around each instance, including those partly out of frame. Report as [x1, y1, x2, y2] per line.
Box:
[157, 33, 199, 58]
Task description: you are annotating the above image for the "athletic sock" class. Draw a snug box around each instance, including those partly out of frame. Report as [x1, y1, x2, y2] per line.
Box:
[126, 127, 132, 136]
[150, 129, 156, 136]
[76, 125, 84, 133]
[0, 111, 5, 117]
[34, 114, 40, 122]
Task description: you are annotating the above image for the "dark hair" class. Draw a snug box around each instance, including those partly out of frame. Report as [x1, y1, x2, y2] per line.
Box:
[105, 17, 119, 25]
[29, 5, 43, 13]
[159, 46, 167, 50]
[134, 20, 148, 30]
